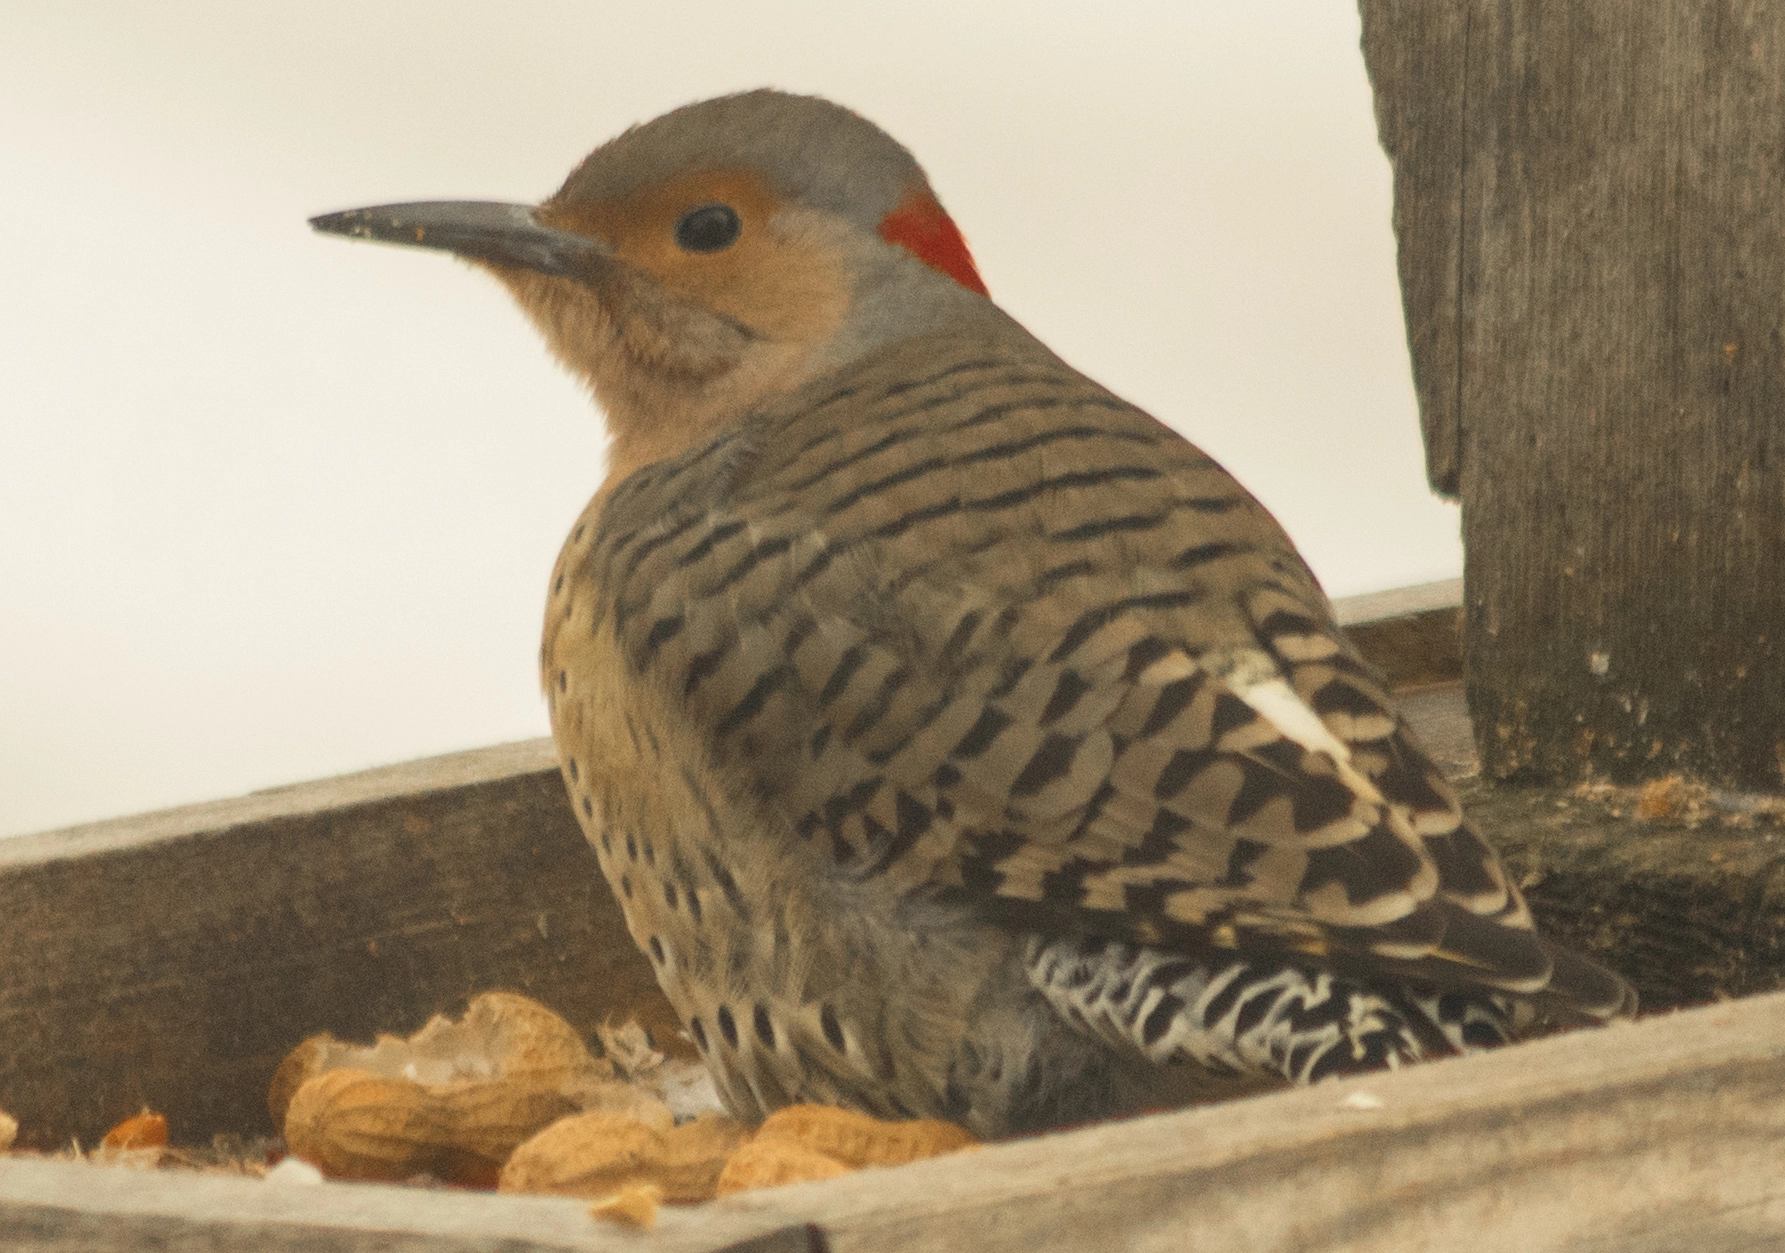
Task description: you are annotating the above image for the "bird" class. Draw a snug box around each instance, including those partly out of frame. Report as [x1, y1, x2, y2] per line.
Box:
[311, 89, 1634, 1140]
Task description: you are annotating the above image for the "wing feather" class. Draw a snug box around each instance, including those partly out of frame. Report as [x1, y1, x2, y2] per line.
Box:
[580, 330, 1627, 1016]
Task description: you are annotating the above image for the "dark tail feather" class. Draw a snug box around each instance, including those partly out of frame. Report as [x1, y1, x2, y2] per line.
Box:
[1539, 939, 1638, 1023]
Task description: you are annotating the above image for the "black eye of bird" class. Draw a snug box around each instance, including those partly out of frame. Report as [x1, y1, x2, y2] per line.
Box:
[673, 203, 742, 253]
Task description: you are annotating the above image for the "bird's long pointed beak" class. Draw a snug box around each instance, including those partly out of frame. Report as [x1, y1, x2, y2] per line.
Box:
[308, 200, 610, 280]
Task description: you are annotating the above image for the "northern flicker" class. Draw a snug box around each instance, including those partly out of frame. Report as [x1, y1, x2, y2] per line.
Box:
[312, 90, 1634, 1140]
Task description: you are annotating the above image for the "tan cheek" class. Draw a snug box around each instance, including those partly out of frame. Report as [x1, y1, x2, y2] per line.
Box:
[689, 240, 850, 340]
[546, 186, 852, 344]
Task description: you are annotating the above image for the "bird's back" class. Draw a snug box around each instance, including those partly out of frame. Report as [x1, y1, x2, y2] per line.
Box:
[542, 324, 1632, 1134]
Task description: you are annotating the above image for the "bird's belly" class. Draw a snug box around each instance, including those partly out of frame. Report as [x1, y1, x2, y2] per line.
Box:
[547, 607, 977, 1122]
[582, 749, 991, 1123]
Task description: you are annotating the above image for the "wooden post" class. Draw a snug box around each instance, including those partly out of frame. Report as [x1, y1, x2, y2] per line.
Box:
[1359, 1, 1785, 790]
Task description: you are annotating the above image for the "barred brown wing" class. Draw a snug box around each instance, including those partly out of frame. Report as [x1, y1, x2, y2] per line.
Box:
[574, 329, 1632, 1020]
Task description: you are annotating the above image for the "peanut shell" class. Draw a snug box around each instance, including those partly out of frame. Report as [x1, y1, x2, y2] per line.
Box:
[751, 1103, 976, 1168]
[499, 1109, 745, 1203]
[714, 1136, 852, 1195]
[285, 1067, 577, 1185]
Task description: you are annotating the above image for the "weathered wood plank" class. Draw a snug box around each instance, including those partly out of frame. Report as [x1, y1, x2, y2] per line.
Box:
[1334, 577, 1463, 691]
[1395, 682, 1477, 780]
[1355, 3, 1470, 496]
[1470, 775, 1785, 1012]
[0, 1157, 653, 1253]
[1362, 1, 1785, 788]
[779, 988, 1785, 1251]
[0, 741, 675, 1153]
[4, 989, 1785, 1252]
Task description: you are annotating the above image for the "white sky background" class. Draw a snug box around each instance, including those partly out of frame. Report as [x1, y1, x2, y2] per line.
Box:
[0, 2, 1460, 839]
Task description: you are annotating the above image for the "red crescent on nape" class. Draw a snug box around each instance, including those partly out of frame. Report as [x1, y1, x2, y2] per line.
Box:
[877, 190, 990, 297]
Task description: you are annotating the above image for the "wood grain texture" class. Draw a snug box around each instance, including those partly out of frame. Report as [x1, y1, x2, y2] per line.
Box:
[1361, 0, 1785, 789]
[776, 988, 1785, 1252]
[4, 989, 1785, 1251]
[1356, 2, 1469, 496]
[0, 742, 676, 1152]
[1341, 606, 1462, 692]
[1474, 775, 1785, 1013]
